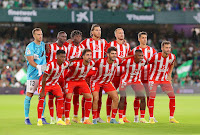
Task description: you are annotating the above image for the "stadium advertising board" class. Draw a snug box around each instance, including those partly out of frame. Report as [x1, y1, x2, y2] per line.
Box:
[0, 9, 200, 24]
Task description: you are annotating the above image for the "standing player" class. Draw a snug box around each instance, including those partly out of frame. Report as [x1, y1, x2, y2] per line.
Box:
[46, 31, 68, 124]
[80, 24, 107, 123]
[118, 50, 148, 124]
[148, 41, 179, 123]
[67, 30, 85, 123]
[24, 28, 48, 125]
[91, 47, 121, 124]
[130, 31, 157, 122]
[64, 49, 94, 125]
[37, 50, 69, 126]
[106, 28, 131, 123]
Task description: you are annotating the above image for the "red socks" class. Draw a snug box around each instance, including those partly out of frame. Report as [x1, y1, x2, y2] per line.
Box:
[84, 98, 92, 118]
[92, 109, 98, 119]
[65, 98, 71, 119]
[56, 97, 64, 118]
[73, 94, 79, 116]
[81, 97, 85, 119]
[148, 97, 155, 117]
[111, 109, 118, 119]
[134, 97, 140, 116]
[169, 96, 175, 117]
[106, 96, 112, 117]
[118, 109, 124, 119]
[38, 97, 45, 119]
[48, 95, 54, 117]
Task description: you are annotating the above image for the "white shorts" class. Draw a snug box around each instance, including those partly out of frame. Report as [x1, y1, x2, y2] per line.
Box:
[26, 80, 39, 93]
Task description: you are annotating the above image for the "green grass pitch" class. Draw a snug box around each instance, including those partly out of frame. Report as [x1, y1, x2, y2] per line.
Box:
[0, 94, 200, 135]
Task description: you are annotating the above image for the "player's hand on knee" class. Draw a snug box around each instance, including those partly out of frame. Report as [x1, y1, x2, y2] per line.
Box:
[39, 91, 45, 99]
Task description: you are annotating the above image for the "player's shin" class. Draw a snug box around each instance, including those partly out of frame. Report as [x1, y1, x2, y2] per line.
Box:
[48, 94, 54, 118]
[64, 98, 71, 120]
[106, 95, 112, 117]
[24, 96, 32, 119]
[38, 97, 45, 120]
[134, 97, 140, 117]
[56, 97, 64, 120]
[73, 94, 79, 117]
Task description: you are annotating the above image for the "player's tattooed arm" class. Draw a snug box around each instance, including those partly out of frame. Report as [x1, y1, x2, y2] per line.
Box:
[40, 73, 48, 98]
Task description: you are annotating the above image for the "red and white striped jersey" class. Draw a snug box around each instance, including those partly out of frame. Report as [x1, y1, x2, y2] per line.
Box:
[67, 42, 85, 60]
[120, 57, 147, 83]
[91, 57, 122, 84]
[107, 40, 131, 76]
[63, 41, 69, 47]
[44, 60, 69, 86]
[66, 59, 95, 81]
[130, 45, 157, 81]
[46, 42, 68, 63]
[148, 52, 176, 81]
[81, 38, 107, 59]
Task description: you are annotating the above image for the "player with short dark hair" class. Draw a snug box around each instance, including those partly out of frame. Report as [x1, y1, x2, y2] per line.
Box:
[46, 31, 68, 124]
[66, 30, 85, 123]
[80, 24, 108, 123]
[24, 28, 48, 125]
[148, 41, 179, 123]
[64, 49, 94, 125]
[106, 28, 131, 123]
[129, 31, 157, 123]
[91, 47, 122, 124]
[37, 50, 69, 126]
[118, 49, 148, 124]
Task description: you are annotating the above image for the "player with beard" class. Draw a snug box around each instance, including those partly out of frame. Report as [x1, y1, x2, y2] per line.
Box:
[148, 41, 179, 123]
[80, 24, 107, 123]
[106, 28, 131, 123]
[46, 31, 68, 124]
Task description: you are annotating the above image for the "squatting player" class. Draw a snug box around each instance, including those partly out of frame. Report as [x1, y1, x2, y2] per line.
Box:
[64, 49, 95, 125]
[130, 31, 157, 122]
[91, 47, 122, 124]
[46, 31, 68, 124]
[37, 50, 69, 126]
[106, 28, 131, 123]
[118, 50, 148, 124]
[80, 24, 108, 123]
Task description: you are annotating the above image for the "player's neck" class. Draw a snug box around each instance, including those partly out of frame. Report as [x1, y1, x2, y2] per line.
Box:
[34, 40, 41, 45]
[83, 60, 89, 66]
[116, 39, 124, 44]
[57, 41, 63, 47]
[139, 44, 147, 48]
[92, 36, 100, 41]
[73, 41, 80, 46]
[57, 60, 62, 66]
[107, 58, 114, 64]
[162, 52, 169, 58]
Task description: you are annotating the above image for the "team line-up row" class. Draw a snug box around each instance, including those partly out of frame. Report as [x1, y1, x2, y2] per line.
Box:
[24, 24, 179, 126]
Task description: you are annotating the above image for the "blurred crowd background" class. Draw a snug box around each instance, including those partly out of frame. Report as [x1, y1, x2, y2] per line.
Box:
[0, 28, 200, 89]
[0, 0, 200, 11]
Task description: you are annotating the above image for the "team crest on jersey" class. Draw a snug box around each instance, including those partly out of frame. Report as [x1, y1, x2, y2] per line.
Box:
[46, 65, 49, 71]
[147, 49, 151, 53]
[169, 59, 172, 63]
[26, 48, 31, 55]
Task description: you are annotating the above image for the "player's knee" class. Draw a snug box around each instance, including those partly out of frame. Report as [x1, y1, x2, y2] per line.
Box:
[93, 96, 99, 103]
[26, 92, 33, 97]
[112, 95, 119, 103]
